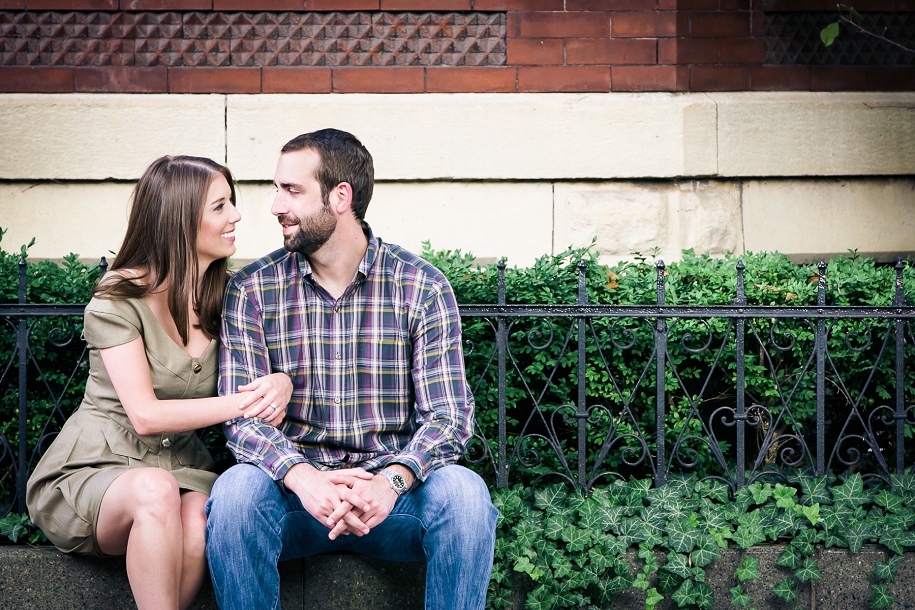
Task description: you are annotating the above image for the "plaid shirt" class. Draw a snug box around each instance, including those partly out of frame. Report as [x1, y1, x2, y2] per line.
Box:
[218, 227, 474, 483]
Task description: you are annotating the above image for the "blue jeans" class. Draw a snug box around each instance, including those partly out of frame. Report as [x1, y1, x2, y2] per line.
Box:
[205, 464, 498, 610]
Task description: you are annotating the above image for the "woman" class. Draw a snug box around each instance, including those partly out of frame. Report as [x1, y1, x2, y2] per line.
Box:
[27, 156, 291, 610]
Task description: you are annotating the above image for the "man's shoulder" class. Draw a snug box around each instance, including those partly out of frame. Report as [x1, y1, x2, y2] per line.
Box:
[377, 240, 449, 287]
[229, 249, 296, 286]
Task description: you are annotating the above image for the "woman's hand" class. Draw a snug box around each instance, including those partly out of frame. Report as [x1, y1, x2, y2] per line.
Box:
[236, 373, 293, 427]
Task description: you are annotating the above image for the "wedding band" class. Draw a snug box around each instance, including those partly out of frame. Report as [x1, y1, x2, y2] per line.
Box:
[268, 403, 277, 410]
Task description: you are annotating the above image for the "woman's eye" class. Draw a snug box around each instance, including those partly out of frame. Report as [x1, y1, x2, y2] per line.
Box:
[215, 203, 225, 212]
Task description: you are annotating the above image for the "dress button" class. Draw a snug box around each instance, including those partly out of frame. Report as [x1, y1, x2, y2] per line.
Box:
[162, 438, 171, 448]
[193, 364, 202, 374]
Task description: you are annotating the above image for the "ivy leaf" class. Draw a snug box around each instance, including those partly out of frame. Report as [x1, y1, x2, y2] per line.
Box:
[617, 517, 647, 547]
[577, 498, 604, 530]
[763, 508, 798, 539]
[551, 550, 575, 580]
[844, 519, 872, 554]
[667, 517, 700, 553]
[514, 518, 545, 548]
[534, 484, 569, 515]
[791, 528, 822, 557]
[513, 556, 545, 582]
[633, 572, 650, 591]
[771, 577, 798, 602]
[749, 482, 773, 505]
[524, 584, 557, 610]
[691, 536, 721, 568]
[879, 528, 906, 556]
[777, 547, 801, 570]
[832, 474, 869, 508]
[693, 582, 714, 609]
[657, 569, 681, 593]
[799, 503, 821, 526]
[799, 476, 832, 505]
[874, 555, 902, 584]
[875, 491, 906, 514]
[821, 503, 853, 531]
[795, 557, 821, 583]
[587, 544, 615, 573]
[889, 474, 915, 497]
[736, 556, 760, 582]
[647, 484, 682, 505]
[561, 524, 592, 552]
[710, 527, 733, 549]
[553, 589, 583, 609]
[645, 587, 664, 610]
[702, 480, 730, 504]
[701, 504, 729, 531]
[871, 584, 895, 609]
[730, 585, 751, 607]
[734, 509, 766, 549]
[823, 529, 846, 549]
[543, 515, 565, 540]
[598, 506, 630, 532]
[663, 551, 693, 579]
[671, 579, 696, 607]
[601, 533, 627, 557]
[773, 484, 797, 509]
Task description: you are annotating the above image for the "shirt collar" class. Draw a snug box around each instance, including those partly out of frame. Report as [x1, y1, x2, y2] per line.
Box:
[298, 222, 379, 282]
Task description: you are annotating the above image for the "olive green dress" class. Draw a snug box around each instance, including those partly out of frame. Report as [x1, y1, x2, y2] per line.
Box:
[26, 296, 220, 556]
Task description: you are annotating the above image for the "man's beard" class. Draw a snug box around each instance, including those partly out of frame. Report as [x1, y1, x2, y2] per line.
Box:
[280, 204, 336, 256]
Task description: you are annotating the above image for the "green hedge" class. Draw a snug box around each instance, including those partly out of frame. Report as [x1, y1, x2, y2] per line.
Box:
[3, 232, 915, 609]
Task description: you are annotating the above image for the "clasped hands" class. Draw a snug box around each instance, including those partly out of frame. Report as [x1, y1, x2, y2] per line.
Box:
[284, 462, 410, 540]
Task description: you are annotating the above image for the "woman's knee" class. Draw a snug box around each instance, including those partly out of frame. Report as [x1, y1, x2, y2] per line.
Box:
[129, 469, 181, 520]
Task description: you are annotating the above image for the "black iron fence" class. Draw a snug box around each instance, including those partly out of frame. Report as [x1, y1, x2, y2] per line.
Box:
[2, 257, 914, 516]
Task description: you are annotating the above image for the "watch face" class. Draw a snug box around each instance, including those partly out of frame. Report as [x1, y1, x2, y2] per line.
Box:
[391, 473, 406, 489]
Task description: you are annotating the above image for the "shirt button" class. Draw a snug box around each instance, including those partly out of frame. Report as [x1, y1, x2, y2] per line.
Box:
[333, 398, 341, 404]
[335, 351, 341, 359]
[193, 364, 202, 374]
[162, 438, 171, 448]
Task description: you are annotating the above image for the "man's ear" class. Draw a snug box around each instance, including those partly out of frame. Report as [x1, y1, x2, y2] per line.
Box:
[330, 182, 353, 214]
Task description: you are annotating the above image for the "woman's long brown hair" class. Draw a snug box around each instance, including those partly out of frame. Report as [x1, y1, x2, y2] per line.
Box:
[94, 155, 237, 343]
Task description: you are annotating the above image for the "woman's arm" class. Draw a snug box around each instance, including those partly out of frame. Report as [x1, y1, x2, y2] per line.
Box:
[100, 336, 291, 436]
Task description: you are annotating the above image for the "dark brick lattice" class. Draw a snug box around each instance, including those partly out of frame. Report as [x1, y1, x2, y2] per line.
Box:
[765, 12, 915, 66]
[0, 11, 506, 67]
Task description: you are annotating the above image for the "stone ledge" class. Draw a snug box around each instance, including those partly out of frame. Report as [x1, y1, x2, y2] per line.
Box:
[3, 545, 915, 609]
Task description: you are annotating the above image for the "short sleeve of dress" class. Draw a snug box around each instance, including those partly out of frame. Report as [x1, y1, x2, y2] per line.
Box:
[82, 298, 142, 350]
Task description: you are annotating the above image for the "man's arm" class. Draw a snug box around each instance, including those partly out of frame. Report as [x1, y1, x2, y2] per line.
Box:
[220, 275, 309, 481]
[392, 279, 475, 482]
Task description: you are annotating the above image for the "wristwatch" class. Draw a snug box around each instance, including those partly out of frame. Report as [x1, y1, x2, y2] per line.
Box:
[380, 468, 408, 496]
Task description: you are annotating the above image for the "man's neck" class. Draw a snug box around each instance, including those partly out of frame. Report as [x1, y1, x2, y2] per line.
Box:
[307, 222, 369, 300]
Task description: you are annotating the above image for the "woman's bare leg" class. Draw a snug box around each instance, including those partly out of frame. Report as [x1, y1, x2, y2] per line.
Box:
[96, 468, 183, 610]
[178, 491, 209, 610]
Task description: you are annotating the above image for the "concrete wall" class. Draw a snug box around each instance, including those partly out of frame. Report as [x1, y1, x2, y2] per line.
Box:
[1, 92, 913, 267]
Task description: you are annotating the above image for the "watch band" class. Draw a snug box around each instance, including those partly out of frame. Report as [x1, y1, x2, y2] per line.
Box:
[380, 468, 408, 496]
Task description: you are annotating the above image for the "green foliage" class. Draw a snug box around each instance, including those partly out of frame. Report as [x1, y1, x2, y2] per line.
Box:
[490, 474, 915, 610]
[428, 242, 915, 491]
[0, 513, 46, 544]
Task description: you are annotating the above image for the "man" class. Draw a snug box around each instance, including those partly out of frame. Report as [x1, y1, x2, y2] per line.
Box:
[205, 128, 497, 610]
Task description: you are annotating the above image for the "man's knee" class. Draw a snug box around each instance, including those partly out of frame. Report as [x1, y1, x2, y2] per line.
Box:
[423, 465, 497, 525]
[206, 464, 276, 521]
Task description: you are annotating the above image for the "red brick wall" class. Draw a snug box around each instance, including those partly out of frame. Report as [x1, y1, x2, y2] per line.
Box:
[1, 0, 912, 93]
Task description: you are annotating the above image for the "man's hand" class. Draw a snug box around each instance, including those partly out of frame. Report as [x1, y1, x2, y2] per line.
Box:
[347, 464, 415, 530]
[282, 463, 374, 540]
